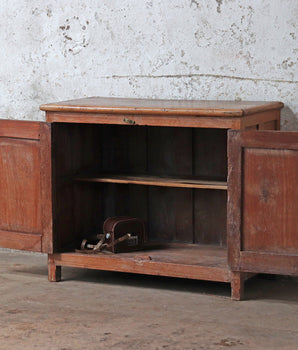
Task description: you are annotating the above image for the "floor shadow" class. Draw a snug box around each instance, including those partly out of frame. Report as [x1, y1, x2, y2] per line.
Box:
[244, 274, 298, 302]
[61, 266, 232, 297]
[9, 263, 298, 302]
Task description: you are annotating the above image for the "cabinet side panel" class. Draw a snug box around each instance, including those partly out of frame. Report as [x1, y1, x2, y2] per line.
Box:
[52, 124, 102, 250]
[242, 147, 298, 253]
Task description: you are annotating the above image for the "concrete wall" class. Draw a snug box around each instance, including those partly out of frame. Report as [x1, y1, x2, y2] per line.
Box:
[0, 0, 297, 129]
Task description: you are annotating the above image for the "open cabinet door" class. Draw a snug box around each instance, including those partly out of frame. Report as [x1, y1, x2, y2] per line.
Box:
[0, 120, 52, 253]
[228, 130, 298, 275]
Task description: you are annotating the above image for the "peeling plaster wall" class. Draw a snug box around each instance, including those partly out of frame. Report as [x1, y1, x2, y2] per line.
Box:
[0, 0, 297, 129]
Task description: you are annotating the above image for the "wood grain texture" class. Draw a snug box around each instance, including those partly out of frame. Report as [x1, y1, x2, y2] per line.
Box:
[0, 230, 41, 252]
[0, 119, 41, 139]
[239, 252, 298, 275]
[227, 131, 242, 269]
[228, 130, 298, 275]
[0, 138, 42, 234]
[51, 244, 231, 282]
[194, 190, 227, 246]
[76, 174, 227, 190]
[40, 123, 53, 253]
[148, 187, 193, 242]
[48, 254, 61, 282]
[193, 128, 227, 180]
[240, 110, 280, 129]
[40, 97, 283, 117]
[147, 127, 193, 242]
[230, 271, 244, 301]
[0, 120, 53, 253]
[258, 120, 278, 130]
[242, 147, 297, 253]
[45, 112, 243, 129]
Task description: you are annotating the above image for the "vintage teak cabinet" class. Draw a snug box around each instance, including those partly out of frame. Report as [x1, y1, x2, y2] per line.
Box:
[0, 97, 297, 300]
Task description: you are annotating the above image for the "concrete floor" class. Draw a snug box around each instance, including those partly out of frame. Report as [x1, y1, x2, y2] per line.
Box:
[0, 249, 297, 350]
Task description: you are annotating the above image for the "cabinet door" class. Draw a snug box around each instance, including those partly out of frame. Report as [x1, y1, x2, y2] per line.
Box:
[228, 130, 298, 275]
[0, 120, 52, 253]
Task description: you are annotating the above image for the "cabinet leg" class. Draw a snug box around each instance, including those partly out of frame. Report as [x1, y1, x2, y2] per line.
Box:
[231, 271, 244, 301]
[48, 254, 61, 282]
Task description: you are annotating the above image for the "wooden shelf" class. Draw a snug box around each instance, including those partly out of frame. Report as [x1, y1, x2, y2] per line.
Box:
[75, 174, 227, 190]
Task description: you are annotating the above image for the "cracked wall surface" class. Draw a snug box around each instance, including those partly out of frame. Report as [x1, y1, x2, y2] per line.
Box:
[0, 0, 297, 129]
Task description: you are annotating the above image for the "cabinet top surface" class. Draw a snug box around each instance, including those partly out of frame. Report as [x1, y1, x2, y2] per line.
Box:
[40, 97, 283, 117]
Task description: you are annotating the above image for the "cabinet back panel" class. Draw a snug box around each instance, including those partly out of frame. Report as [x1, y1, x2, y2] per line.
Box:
[101, 184, 148, 229]
[99, 184, 193, 243]
[194, 190, 227, 246]
[147, 127, 193, 176]
[148, 187, 193, 242]
[52, 124, 228, 249]
[193, 129, 227, 180]
[101, 125, 147, 173]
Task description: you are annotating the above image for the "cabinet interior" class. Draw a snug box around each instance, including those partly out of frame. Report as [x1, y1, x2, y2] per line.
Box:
[52, 123, 227, 252]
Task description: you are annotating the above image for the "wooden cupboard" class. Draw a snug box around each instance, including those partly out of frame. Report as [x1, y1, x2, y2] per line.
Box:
[0, 97, 296, 300]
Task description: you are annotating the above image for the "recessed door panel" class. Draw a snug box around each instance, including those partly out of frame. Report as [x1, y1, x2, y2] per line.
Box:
[0, 120, 52, 252]
[228, 130, 298, 275]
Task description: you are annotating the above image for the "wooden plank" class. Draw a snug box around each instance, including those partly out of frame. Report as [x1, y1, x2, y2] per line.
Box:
[147, 127, 193, 242]
[235, 130, 298, 149]
[147, 127, 192, 176]
[239, 252, 298, 276]
[0, 138, 42, 235]
[40, 123, 53, 253]
[148, 187, 193, 242]
[48, 254, 61, 282]
[40, 97, 283, 117]
[230, 271, 244, 301]
[76, 174, 227, 190]
[0, 119, 41, 139]
[227, 131, 242, 268]
[54, 253, 231, 282]
[100, 125, 147, 173]
[193, 128, 227, 182]
[46, 112, 242, 129]
[240, 110, 280, 129]
[258, 120, 278, 130]
[245, 125, 258, 130]
[194, 190, 227, 245]
[242, 147, 298, 253]
[0, 230, 41, 252]
[192, 129, 228, 246]
[52, 244, 231, 282]
[100, 125, 148, 232]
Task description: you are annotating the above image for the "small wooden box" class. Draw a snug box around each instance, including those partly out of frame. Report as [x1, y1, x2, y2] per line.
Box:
[103, 216, 145, 253]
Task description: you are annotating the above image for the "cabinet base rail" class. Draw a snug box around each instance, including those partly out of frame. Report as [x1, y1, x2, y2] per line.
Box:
[48, 248, 251, 300]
